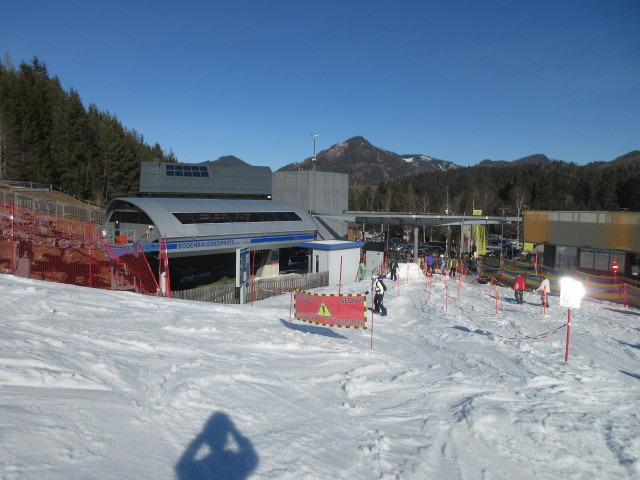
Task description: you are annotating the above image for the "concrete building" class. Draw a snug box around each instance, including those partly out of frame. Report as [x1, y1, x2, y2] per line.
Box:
[272, 171, 349, 241]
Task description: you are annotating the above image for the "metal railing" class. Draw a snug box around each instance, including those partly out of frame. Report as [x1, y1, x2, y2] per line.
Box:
[0, 190, 104, 225]
[173, 271, 330, 304]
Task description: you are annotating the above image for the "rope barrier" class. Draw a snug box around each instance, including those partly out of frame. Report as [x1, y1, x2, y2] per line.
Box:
[417, 264, 570, 342]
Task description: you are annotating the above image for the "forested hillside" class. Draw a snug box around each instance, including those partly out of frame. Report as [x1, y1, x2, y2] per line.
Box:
[0, 58, 176, 205]
[349, 159, 640, 216]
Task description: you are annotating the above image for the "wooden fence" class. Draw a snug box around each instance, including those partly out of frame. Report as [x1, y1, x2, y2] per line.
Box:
[172, 271, 330, 304]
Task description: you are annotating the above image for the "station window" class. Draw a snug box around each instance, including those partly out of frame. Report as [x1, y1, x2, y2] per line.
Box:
[172, 211, 302, 224]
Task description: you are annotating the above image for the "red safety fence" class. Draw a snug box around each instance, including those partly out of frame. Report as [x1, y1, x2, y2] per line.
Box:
[0, 199, 160, 295]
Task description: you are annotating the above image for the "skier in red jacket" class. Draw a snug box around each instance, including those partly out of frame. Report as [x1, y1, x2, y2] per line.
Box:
[513, 274, 526, 304]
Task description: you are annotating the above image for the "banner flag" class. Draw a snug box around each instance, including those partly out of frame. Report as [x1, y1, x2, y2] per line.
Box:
[460, 225, 471, 254]
[294, 290, 367, 329]
[472, 210, 487, 256]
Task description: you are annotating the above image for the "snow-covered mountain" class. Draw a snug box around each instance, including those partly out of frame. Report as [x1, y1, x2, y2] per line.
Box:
[400, 153, 460, 171]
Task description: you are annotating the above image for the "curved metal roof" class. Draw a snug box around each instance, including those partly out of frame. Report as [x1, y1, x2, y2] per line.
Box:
[105, 197, 317, 239]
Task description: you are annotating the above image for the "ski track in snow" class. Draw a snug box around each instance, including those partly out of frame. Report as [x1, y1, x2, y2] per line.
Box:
[0, 264, 639, 479]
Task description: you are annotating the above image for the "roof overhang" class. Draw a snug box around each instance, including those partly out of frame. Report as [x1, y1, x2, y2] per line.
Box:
[313, 211, 521, 227]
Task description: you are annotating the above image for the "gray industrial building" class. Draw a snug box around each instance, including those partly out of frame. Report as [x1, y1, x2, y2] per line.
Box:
[138, 162, 351, 241]
[139, 160, 272, 200]
[272, 171, 349, 241]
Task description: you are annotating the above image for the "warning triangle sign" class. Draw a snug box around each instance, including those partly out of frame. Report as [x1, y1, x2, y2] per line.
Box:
[316, 301, 333, 317]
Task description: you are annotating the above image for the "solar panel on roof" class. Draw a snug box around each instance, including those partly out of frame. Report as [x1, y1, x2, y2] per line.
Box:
[164, 164, 210, 177]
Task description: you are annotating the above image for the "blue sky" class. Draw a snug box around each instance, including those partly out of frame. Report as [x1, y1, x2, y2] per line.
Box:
[2, 0, 639, 169]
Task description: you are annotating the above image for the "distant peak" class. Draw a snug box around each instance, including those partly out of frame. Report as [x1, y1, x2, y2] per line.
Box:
[202, 155, 250, 166]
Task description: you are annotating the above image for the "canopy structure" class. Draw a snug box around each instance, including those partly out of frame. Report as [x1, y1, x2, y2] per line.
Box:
[315, 211, 521, 227]
[313, 211, 522, 261]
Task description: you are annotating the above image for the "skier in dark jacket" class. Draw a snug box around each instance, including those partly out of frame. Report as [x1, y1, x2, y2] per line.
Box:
[389, 259, 398, 281]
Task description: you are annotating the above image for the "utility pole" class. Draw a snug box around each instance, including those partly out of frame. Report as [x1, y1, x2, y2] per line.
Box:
[311, 132, 319, 171]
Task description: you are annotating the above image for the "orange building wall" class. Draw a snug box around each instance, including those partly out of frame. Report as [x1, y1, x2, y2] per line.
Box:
[524, 211, 640, 252]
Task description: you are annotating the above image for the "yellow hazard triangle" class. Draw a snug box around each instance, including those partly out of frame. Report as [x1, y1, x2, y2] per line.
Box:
[316, 301, 333, 317]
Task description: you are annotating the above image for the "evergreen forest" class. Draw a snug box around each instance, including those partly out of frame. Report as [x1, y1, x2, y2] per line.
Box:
[0, 57, 176, 205]
[349, 158, 640, 218]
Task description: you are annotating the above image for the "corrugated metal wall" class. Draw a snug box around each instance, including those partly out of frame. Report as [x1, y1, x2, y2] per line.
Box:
[272, 171, 349, 240]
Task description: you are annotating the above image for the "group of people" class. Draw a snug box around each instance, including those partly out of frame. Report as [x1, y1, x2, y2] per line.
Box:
[375, 259, 553, 315]
[424, 253, 460, 277]
[513, 274, 550, 307]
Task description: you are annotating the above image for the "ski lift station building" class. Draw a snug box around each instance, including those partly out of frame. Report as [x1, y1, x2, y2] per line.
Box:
[103, 197, 318, 290]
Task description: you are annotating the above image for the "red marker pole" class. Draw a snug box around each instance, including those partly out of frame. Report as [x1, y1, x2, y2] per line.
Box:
[338, 256, 343, 296]
[251, 250, 256, 305]
[370, 309, 375, 350]
[564, 308, 572, 362]
[288, 282, 294, 329]
[9, 199, 15, 273]
[445, 284, 449, 313]
[87, 221, 93, 288]
[496, 290, 499, 315]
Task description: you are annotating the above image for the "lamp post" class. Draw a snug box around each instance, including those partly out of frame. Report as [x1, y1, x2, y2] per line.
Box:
[311, 132, 319, 171]
[501, 208, 505, 257]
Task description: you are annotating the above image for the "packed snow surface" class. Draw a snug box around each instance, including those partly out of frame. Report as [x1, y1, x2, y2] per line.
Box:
[1, 263, 639, 479]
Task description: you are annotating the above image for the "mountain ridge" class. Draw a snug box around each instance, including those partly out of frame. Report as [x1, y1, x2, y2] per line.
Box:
[208, 137, 638, 185]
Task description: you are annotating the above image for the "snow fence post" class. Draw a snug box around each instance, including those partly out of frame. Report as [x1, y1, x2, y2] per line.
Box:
[565, 308, 572, 362]
[288, 281, 294, 328]
[445, 284, 449, 313]
[338, 256, 343, 297]
[370, 308, 374, 350]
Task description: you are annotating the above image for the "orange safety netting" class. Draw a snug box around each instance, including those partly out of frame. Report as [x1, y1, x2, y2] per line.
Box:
[0, 200, 160, 295]
[479, 257, 640, 309]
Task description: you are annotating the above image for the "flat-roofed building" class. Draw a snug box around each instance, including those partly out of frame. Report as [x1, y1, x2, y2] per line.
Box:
[139, 160, 272, 199]
[524, 210, 640, 274]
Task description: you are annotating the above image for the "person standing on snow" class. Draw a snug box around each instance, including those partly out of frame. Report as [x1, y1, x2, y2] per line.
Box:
[427, 253, 436, 273]
[389, 258, 398, 281]
[534, 276, 551, 307]
[448, 256, 458, 277]
[513, 274, 526, 304]
[370, 276, 387, 316]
